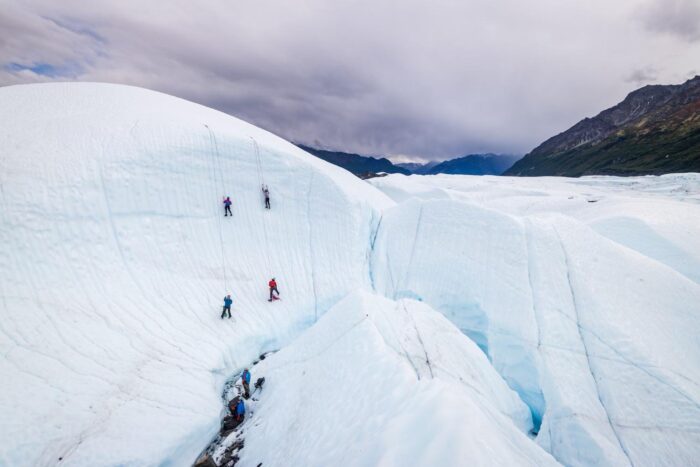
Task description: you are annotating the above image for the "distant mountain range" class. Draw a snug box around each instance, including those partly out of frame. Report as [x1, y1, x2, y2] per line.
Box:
[298, 144, 520, 177]
[418, 154, 521, 175]
[296, 145, 410, 177]
[395, 161, 439, 174]
[506, 76, 700, 176]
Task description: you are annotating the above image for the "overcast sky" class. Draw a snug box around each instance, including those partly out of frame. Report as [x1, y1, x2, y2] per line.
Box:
[2, 0, 699, 161]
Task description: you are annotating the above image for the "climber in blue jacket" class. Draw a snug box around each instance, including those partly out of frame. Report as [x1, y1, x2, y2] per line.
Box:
[221, 295, 233, 319]
[235, 398, 245, 422]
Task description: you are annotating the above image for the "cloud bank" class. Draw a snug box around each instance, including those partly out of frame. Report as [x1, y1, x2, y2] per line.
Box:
[2, 0, 699, 160]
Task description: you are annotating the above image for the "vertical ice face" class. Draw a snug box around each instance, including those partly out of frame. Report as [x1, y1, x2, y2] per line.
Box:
[0, 83, 391, 466]
[370, 198, 547, 429]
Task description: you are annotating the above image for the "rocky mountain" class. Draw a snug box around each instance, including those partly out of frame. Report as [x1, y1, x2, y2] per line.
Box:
[427, 153, 521, 175]
[297, 144, 410, 177]
[505, 76, 700, 176]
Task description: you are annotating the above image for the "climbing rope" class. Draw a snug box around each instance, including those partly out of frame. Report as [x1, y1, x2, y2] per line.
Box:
[251, 136, 266, 188]
[205, 124, 229, 293]
[382, 206, 434, 380]
[306, 172, 319, 322]
[404, 301, 434, 378]
[250, 136, 273, 277]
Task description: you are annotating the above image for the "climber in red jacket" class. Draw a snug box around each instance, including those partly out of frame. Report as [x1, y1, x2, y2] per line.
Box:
[268, 278, 279, 302]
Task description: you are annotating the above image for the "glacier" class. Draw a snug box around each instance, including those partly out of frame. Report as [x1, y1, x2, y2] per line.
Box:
[369, 174, 700, 466]
[1, 83, 699, 467]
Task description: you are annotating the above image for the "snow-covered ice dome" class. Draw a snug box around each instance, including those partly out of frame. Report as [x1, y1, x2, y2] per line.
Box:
[0, 82, 391, 465]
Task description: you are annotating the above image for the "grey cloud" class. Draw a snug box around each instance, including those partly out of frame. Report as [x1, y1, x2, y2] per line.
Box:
[0, 5, 101, 72]
[638, 0, 700, 42]
[626, 67, 658, 84]
[2, 0, 700, 160]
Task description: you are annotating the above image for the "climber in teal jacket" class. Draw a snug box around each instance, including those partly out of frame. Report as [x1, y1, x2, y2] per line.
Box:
[221, 295, 233, 319]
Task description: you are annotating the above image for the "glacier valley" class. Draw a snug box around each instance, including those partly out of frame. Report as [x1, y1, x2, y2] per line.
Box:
[1, 83, 699, 467]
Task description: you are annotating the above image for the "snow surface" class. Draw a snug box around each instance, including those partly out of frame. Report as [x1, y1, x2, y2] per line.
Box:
[1, 83, 699, 467]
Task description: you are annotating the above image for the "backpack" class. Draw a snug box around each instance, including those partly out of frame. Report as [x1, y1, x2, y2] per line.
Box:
[254, 377, 265, 390]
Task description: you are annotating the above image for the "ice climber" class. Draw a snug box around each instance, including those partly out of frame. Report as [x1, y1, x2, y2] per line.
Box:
[235, 398, 245, 422]
[241, 368, 251, 399]
[221, 295, 233, 319]
[262, 184, 270, 209]
[223, 196, 233, 216]
[268, 278, 279, 301]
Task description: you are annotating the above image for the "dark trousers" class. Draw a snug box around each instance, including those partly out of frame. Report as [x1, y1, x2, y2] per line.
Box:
[224, 205, 232, 216]
[242, 381, 250, 398]
[221, 306, 231, 318]
[269, 286, 279, 300]
[265, 198, 270, 209]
